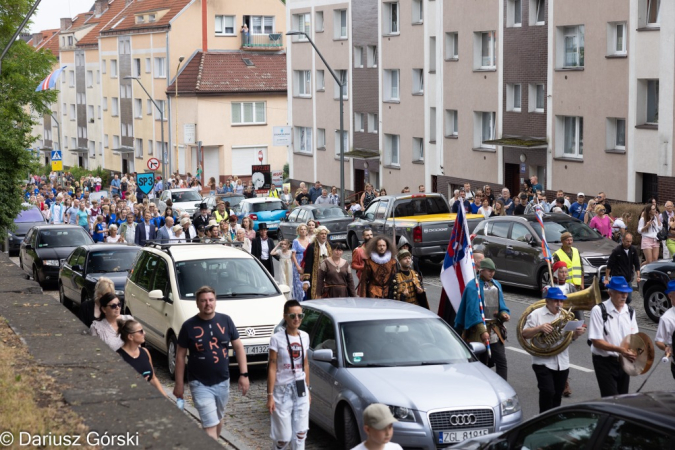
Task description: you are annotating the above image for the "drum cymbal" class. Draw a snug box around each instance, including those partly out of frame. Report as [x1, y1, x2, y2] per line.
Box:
[620, 332, 655, 376]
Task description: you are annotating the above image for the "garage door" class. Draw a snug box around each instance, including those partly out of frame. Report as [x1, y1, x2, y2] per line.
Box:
[231, 147, 267, 176]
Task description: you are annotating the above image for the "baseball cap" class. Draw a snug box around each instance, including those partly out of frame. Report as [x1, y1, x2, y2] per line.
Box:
[577, 192, 585, 197]
[363, 404, 397, 430]
[665, 280, 675, 295]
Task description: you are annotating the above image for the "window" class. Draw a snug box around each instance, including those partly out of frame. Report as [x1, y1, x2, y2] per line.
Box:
[310, 315, 336, 350]
[559, 25, 584, 68]
[215, 15, 235, 35]
[334, 130, 348, 158]
[530, 0, 546, 25]
[507, 84, 522, 112]
[294, 126, 313, 154]
[156, 100, 167, 120]
[384, 2, 399, 35]
[96, 70, 100, 84]
[132, 58, 141, 77]
[384, 69, 400, 101]
[111, 97, 119, 116]
[231, 102, 266, 124]
[62, 102, 66, 115]
[647, 0, 660, 26]
[156, 141, 166, 156]
[87, 105, 94, 120]
[68, 70, 74, 87]
[445, 32, 458, 59]
[135, 138, 143, 158]
[334, 10, 347, 39]
[71, 137, 77, 149]
[367, 45, 378, 68]
[334, 70, 347, 100]
[69, 104, 75, 120]
[609, 22, 626, 55]
[607, 118, 626, 150]
[101, 97, 107, 111]
[134, 98, 143, 118]
[315, 11, 324, 32]
[412, 0, 423, 23]
[113, 135, 120, 149]
[528, 83, 545, 112]
[154, 57, 166, 78]
[148, 140, 153, 155]
[368, 113, 378, 133]
[475, 31, 496, 69]
[86, 70, 93, 87]
[354, 46, 363, 68]
[316, 70, 325, 91]
[110, 59, 118, 77]
[292, 13, 310, 40]
[120, 84, 132, 99]
[294, 70, 311, 97]
[508, 0, 522, 27]
[249, 16, 275, 34]
[602, 419, 670, 449]
[445, 109, 458, 137]
[88, 140, 95, 158]
[147, 99, 152, 115]
[559, 116, 583, 157]
[475, 111, 496, 149]
[317, 128, 326, 148]
[148, 14, 156, 22]
[413, 137, 424, 161]
[384, 134, 400, 166]
[429, 37, 436, 72]
[104, 134, 109, 148]
[640, 79, 660, 124]
[514, 412, 600, 449]
[355, 113, 364, 132]
[430, 107, 436, 142]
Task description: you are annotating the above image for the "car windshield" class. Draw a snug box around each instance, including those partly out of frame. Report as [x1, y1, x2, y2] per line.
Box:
[341, 318, 474, 367]
[171, 191, 202, 202]
[37, 229, 92, 248]
[87, 249, 140, 273]
[532, 220, 603, 243]
[251, 201, 285, 212]
[393, 197, 450, 217]
[313, 207, 348, 219]
[175, 258, 280, 299]
[219, 195, 245, 208]
[15, 208, 43, 223]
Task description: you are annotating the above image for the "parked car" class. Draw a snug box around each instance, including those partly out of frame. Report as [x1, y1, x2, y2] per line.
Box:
[155, 188, 203, 216]
[639, 259, 675, 322]
[7, 204, 46, 255]
[451, 391, 675, 450]
[281, 299, 522, 449]
[58, 244, 141, 308]
[202, 193, 246, 214]
[347, 194, 484, 263]
[471, 214, 616, 291]
[278, 205, 352, 243]
[124, 241, 291, 379]
[19, 225, 94, 288]
[237, 198, 287, 235]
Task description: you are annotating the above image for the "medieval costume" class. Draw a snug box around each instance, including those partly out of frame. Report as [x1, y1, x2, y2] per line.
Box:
[301, 226, 332, 299]
[316, 253, 356, 298]
[358, 237, 398, 299]
[390, 250, 429, 309]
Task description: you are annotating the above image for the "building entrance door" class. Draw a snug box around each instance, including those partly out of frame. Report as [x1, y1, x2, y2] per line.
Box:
[504, 163, 521, 198]
[354, 169, 365, 197]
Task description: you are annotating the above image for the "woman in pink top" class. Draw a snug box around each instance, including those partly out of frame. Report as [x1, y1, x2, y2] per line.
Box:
[589, 204, 612, 239]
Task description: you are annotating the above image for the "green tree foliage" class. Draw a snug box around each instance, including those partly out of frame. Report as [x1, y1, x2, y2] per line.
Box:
[0, 0, 57, 238]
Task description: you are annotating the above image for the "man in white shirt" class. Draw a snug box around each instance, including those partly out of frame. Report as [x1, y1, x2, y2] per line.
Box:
[522, 287, 586, 413]
[588, 276, 638, 397]
[49, 195, 66, 224]
[119, 213, 137, 244]
[655, 280, 675, 380]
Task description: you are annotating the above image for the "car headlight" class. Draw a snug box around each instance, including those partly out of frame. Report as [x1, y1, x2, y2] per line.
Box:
[115, 290, 124, 297]
[387, 405, 415, 422]
[43, 260, 60, 266]
[500, 395, 521, 416]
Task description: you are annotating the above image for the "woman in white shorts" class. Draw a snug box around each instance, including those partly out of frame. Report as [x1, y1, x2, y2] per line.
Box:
[638, 203, 662, 264]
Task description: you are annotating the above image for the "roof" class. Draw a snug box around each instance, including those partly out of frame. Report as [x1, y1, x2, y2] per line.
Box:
[76, 0, 131, 47]
[302, 298, 438, 322]
[98, 0, 191, 35]
[166, 51, 287, 95]
[242, 197, 286, 203]
[30, 29, 60, 57]
[482, 136, 548, 149]
[143, 242, 252, 261]
[79, 243, 140, 251]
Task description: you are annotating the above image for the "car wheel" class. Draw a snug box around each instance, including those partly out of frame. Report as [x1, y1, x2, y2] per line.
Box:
[59, 283, 73, 308]
[538, 267, 550, 292]
[167, 334, 178, 381]
[81, 291, 91, 306]
[348, 233, 359, 251]
[277, 228, 284, 242]
[341, 406, 361, 450]
[33, 265, 43, 288]
[644, 285, 671, 323]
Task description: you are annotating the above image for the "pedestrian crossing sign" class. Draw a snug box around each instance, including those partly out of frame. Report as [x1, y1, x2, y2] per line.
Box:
[51, 150, 63, 171]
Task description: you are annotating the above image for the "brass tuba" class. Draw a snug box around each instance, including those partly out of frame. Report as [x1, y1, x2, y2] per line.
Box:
[517, 277, 601, 357]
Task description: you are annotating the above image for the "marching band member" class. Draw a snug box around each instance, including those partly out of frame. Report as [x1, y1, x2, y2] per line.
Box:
[655, 280, 675, 380]
[521, 287, 586, 413]
[588, 276, 638, 397]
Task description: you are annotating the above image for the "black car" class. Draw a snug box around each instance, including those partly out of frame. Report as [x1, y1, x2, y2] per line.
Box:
[278, 205, 353, 243]
[58, 244, 141, 308]
[19, 225, 94, 288]
[451, 391, 675, 450]
[7, 204, 46, 255]
[639, 259, 675, 322]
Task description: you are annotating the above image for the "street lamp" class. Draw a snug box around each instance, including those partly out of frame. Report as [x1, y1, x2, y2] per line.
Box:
[124, 76, 166, 182]
[174, 56, 185, 178]
[286, 31, 345, 208]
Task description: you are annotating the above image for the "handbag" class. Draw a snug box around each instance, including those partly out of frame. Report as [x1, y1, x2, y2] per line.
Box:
[657, 212, 669, 241]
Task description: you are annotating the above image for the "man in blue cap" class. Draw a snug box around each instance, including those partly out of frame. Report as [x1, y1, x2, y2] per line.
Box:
[655, 280, 675, 380]
[522, 287, 586, 413]
[588, 276, 639, 397]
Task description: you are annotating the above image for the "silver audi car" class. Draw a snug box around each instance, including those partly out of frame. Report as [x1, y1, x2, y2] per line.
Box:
[285, 299, 523, 449]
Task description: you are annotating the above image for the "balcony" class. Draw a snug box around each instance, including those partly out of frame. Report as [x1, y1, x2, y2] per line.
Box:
[241, 33, 283, 51]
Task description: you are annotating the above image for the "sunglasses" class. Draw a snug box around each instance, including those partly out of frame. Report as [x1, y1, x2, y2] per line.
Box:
[130, 329, 145, 335]
[107, 303, 121, 309]
[286, 313, 305, 320]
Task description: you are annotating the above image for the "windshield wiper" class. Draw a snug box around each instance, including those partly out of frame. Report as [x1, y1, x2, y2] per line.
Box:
[217, 292, 269, 298]
[421, 361, 452, 365]
[364, 363, 397, 367]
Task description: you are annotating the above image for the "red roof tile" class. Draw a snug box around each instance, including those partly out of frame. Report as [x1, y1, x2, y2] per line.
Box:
[99, 0, 191, 35]
[166, 51, 287, 95]
[76, 0, 131, 47]
[35, 29, 60, 57]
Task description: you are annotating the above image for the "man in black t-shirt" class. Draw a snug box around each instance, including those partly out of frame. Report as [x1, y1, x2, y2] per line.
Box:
[173, 286, 250, 440]
[295, 186, 311, 206]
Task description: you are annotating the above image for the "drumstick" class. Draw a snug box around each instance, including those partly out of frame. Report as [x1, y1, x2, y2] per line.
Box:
[636, 356, 670, 393]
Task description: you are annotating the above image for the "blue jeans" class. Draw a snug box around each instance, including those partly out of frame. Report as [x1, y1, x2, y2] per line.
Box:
[270, 381, 310, 450]
[189, 379, 230, 428]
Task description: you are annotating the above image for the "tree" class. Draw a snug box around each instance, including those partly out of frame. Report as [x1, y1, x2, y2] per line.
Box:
[0, 0, 57, 238]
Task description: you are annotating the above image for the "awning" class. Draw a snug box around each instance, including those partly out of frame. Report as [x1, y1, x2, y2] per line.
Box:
[69, 147, 89, 154]
[112, 146, 135, 154]
[482, 137, 548, 149]
[38, 146, 53, 152]
[343, 149, 380, 159]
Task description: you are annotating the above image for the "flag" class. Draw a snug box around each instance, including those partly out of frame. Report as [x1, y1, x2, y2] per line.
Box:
[438, 206, 475, 323]
[35, 66, 67, 92]
[534, 205, 553, 261]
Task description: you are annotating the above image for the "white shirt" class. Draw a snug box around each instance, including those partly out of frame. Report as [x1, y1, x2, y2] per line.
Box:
[144, 223, 151, 239]
[269, 330, 310, 385]
[124, 222, 136, 243]
[351, 443, 403, 450]
[655, 307, 675, 347]
[638, 217, 662, 239]
[524, 306, 570, 371]
[589, 299, 639, 357]
[261, 238, 270, 260]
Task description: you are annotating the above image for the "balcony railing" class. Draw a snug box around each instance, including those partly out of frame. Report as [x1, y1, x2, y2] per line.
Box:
[241, 33, 283, 50]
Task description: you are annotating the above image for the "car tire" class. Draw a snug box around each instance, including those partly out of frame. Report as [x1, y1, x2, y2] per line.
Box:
[277, 228, 284, 242]
[644, 285, 671, 323]
[33, 265, 43, 288]
[348, 233, 359, 251]
[168, 334, 178, 381]
[341, 406, 361, 450]
[59, 283, 73, 308]
[538, 267, 550, 292]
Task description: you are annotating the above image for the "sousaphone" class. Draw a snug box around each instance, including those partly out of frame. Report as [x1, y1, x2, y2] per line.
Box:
[620, 332, 655, 376]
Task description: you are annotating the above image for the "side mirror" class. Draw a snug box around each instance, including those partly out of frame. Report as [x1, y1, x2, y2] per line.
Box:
[278, 284, 291, 298]
[470, 342, 487, 354]
[72, 264, 82, 272]
[312, 349, 336, 363]
[149, 289, 164, 300]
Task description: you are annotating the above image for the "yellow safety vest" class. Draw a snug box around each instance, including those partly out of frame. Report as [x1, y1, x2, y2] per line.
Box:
[554, 247, 582, 286]
[268, 189, 280, 198]
[214, 210, 228, 223]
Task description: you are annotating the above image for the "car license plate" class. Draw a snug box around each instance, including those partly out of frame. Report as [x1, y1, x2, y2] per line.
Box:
[438, 429, 489, 444]
[245, 345, 269, 355]
[267, 223, 278, 230]
[330, 234, 347, 240]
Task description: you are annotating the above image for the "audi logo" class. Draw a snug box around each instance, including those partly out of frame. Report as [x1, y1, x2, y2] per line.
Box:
[245, 328, 256, 337]
[450, 414, 477, 426]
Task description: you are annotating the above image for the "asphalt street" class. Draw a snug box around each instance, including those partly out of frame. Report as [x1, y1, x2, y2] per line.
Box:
[9, 253, 674, 450]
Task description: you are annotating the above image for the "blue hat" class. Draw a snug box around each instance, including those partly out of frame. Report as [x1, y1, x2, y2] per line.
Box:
[545, 287, 567, 301]
[665, 280, 675, 295]
[606, 276, 632, 293]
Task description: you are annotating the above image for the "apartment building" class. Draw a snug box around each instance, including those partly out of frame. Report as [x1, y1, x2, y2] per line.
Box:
[288, 0, 675, 202]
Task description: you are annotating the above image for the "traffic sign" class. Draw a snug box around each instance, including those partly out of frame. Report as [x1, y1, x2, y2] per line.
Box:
[51, 150, 62, 171]
[137, 173, 155, 195]
[147, 158, 160, 171]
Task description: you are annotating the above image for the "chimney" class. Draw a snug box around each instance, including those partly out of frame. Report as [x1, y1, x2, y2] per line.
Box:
[94, 0, 106, 16]
[32, 32, 43, 46]
[60, 18, 72, 31]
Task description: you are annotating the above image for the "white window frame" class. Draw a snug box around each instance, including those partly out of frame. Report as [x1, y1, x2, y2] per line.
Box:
[69, 70, 75, 87]
[559, 25, 584, 68]
[135, 138, 143, 158]
[412, 0, 423, 24]
[317, 128, 326, 148]
[413, 137, 424, 161]
[86, 70, 93, 87]
[474, 111, 496, 149]
[294, 126, 313, 154]
[384, 69, 400, 101]
[315, 11, 324, 32]
[367, 45, 378, 68]
[156, 100, 167, 120]
[412, 68, 424, 94]
[145, 58, 151, 73]
[355, 113, 364, 132]
[430, 107, 437, 142]
[644, 79, 659, 125]
[69, 103, 76, 120]
[88, 140, 95, 158]
[104, 134, 109, 148]
[558, 116, 583, 158]
[249, 16, 275, 34]
[215, 15, 236, 35]
[646, 0, 660, 27]
[293, 14, 311, 41]
[134, 98, 143, 118]
[530, 0, 546, 25]
[231, 102, 266, 125]
[334, 129, 348, 159]
[101, 60, 107, 74]
[506, 83, 522, 112]
[475, 31, 496, 70]
[147, 99, 153, 115]
[445, 32, 458, 60]
[334, 9, 348, 39]
[334, 70, 348, 100]
[606, 118, 626, 151]
[354, 46, 363, 68]
[445, 109, 458, 137]
[154, 57, 166, 78]
[368, 113, 378, 133]
[132, 58, 141, 77]
[384, 134, 400, 166]
[608, 22, 627, 55]
[528, 83, 546, 112]
[148, 140, 153, 155]
[429, 37, 436, 72]
[62, 102, 66, 115]
[384, 2, 399, 35]
[316, 70, 325, 91]
[87, 105, 94, 121]
[113, 135, 120, 149]
[110, 60, 118, 78]
[508, 0, 522, 27]
[295, 70, 311, 97]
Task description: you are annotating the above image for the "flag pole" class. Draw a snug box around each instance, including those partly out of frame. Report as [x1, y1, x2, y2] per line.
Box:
[535, 205, 555, 288]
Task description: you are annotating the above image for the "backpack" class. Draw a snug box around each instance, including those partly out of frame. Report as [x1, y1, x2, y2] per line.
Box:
[587, 302, 634, 346]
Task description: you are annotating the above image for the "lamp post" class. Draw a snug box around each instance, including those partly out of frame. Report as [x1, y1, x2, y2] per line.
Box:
[175, 56, 184, 179]
[286, 31, 345, 208]
[124, 76, 166, 182]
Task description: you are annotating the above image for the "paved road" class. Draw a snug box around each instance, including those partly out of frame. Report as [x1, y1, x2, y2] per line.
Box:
[10, 254, 671, 450]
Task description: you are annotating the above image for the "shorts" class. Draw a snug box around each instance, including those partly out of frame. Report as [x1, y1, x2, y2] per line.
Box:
[641, 236, 659, 250]
[189, 379, 230, 428]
